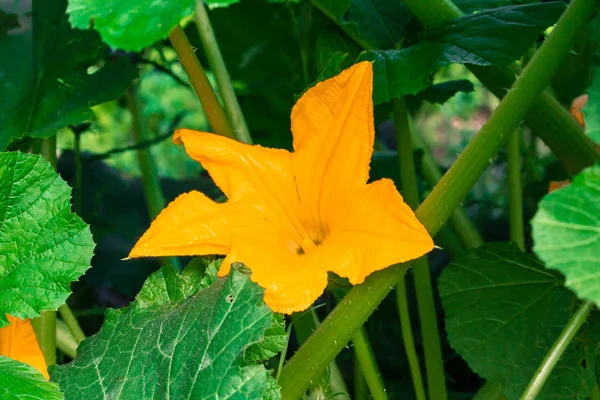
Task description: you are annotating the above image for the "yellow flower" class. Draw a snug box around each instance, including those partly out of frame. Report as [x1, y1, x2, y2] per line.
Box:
[128, 61, 434, 314]
[0, 315, 49, 379]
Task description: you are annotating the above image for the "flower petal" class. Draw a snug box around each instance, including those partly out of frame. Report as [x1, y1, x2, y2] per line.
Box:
[0, 315, 48, 379]
[291, 61, 375, 228]
[129, 191, 234, 258]
[325, 178, 434, 284]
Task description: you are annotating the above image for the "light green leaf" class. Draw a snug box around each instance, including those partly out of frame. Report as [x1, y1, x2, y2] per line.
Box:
[51, 266, 280, 399]
[67, 0, 194, 51]
[532, 164, 600, 305]
[357, 2, 563, 104]
[439, 243, 597, 399]
[0, 152, 94, 327]
[0, 357, 64, 400]
[0, 0, 136, 150]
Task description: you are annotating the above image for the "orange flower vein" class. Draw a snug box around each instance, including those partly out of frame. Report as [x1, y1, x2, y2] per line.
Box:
[128, 61, 434, 314]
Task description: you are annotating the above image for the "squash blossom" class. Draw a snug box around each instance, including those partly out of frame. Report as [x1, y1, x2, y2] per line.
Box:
[0, 315, 49, 379]
[129, 61, 434, 314]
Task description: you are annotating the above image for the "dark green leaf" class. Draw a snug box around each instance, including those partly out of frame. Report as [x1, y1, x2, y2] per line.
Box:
[532, 164, 600, 305]
[51, 266, 280, 399]
[454, 0, 519, 14]
[439, 243, 597, 399]
[315, 24, 361, 72]
[245, 313, 287, 363]
[0, 357, 64, 400]
[0, 152, 94, 327]
[67, 0, 194, 51]
[0, 0, 136, 150]
[415, 79, 475, 104]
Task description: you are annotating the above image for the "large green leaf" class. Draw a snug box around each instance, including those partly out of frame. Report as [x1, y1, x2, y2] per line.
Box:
[67, 0, 194, 51]
[51, 265, 281, 399]
[0, 0, 136, 150]
[0, 152, 94, 327]
[439, 243, 598, 399]
[0, 357, 64, 400]
[313, 2, 562, 105]
[311, 0, 411, 49]
[532, 164, 600, 305]
[583, 13, 600, 144]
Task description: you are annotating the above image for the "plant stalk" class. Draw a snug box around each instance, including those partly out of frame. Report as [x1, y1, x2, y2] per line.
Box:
[56, 319, 78, 359]
[352, 328, 388, 400]
[396, 275, 427, 400]
[168, 25, 234, 139]
[473, 381, 507, 400]
[354, 356, 368, 400]
[507, 129, 525, 250]
[400, 0, 600, 175]
[58, 304, 85, 344]
[393, 97, 446, 400]
[194, 1, 252, 144]
[278, 0, 594, 396]
[73, 131, 83, 214]
[519, 301, 594, 400]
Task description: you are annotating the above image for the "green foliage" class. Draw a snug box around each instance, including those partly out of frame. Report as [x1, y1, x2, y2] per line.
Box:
[0, 357, 64, 400]
[0, 152, 94, 327]
[439, 243, 599, 399]
[0, 0, 136, 151]
[319, 2, 563, 104]
[532, 164, 600, 306]
[51, 265, 283, 399]
[67, 0, 194, 51]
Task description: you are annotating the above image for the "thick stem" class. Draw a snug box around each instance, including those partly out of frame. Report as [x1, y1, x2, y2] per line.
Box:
[126, 87, 180, 269]
[194, 1, 252, 144]
[400, 0, 600, 175]
[393, 98, 446, 400]
[354, 356, 368, 400]
[396, 275, 426, 400]
[168, 25, 234, 139]
[352, 328, 388, 400]
[507, 129, 525, 250]
[58, 304, 85, 344]
[520, 301, 594, 400]
[56, 319, 78, 359]
[278, 1, 594, 397]
[291, 310, 351, 399]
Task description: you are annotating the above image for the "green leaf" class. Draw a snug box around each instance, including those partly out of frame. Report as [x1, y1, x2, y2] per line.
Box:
[51, 266, 280, 399]
[357, 2, 563, 104]
[454, 0, 521, 14]
[245, 313, 287, 363]
[0, 357, 64, 400]
[415, 79, 475, 105]
[439, 243, 598, 400]
[532, 164, 600, 306]
[0, 152, 94, 327]
[583, 14, 600, 144]
[67, 0, 194, 51]
[311, 0, 412, 49]
[0, 0, 136, 150]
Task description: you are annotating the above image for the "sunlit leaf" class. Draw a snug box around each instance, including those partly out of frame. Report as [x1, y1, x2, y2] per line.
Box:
[532, 164, 600, 305]
[0, 152, 94, 327]
[51, 265, 282, 399]
[0, 0, 136, 150]
[439, 243, 598, 399]
[0, 356, 63, 400]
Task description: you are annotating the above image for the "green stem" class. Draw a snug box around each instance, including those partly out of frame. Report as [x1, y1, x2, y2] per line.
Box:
[396, 275, 426, 400]
[400, 0, 600, 175]
[168, 25, 234, 139]
[520, 301, 594, 400]
[126, 87, 180, 270]
[411, 130, 483, 249]
[55, 319, 78, 359]
[291, 310, 351, 399]
[354, 356, 368, 400]
[473, 381, 507, 400]
[352, 328, 388, 400]
[507, 129, 525, 250]
[58, 304, 85, 344]
[193, 1, 252, 144]
[278, 1, 594, 397]
[393, 98, 446, 400]
[590, 384, 600, 400]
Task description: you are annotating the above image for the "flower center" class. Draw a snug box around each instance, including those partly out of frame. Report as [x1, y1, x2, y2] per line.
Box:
[296, 235, 324, 256]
